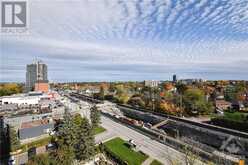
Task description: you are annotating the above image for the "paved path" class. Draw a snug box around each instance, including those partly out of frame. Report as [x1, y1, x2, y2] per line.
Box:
[95, 128, 116, 144]
[142, 157, 154, 165]
[15, 152, 28, 165]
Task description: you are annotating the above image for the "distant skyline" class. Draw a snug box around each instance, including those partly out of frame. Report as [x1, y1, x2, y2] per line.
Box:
[1, 0, 248, 82]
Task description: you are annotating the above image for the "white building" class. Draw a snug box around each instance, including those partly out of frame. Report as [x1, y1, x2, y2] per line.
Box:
[144, 80, 159, 88]
[0, 93, 50, 105]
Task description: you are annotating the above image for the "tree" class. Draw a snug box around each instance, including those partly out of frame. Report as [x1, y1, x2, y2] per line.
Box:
[52, 113, 76, 165]
[183, 89, 214, 115]
[159, 101, 183, 116]
[51, 144, 74, 165]
[0, 83, 23, 96]
[53, 113, 96, 163]
[108, 83, 115, 93]
[114, 84, 130, 104]
[74, 118, 95, 161]
[183, 145, 199, 165]
[27, 153, 55, 165]
[116, 94, 129, 104]
[90, 105, 101, 129]
[56, 113, 77, 147]
[99, 86, 105, 100]
[175, 83, 188, 94]
[224, 85, 237, 101]
[115, 84, 125, 96]
[7, 125, 20, 152]
[127, 96, 145, 108]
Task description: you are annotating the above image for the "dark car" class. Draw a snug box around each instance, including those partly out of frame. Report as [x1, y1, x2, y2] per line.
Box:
[28, 147, 36, 159]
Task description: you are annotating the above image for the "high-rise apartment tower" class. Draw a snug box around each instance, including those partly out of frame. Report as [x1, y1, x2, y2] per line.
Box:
[26, 60, 48, 92]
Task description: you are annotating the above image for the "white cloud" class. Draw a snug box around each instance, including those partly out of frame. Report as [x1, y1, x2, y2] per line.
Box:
[1, 0, 248, 81]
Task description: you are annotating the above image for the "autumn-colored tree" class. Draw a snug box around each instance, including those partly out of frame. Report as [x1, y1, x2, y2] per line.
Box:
[159, 101, 183, 116]
[0, 83, 23, 96]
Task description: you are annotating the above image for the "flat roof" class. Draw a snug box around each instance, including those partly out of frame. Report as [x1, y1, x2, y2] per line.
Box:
[21, 119, 53, 129]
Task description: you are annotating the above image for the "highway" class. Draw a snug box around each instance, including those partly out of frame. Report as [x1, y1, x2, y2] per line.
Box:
[97, 115, 205, 165]
[71, 92, 248, 139]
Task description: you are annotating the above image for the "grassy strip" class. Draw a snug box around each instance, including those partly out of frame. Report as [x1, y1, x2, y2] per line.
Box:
[222, 112, 248, 122]
[104, 137, 148, 165]
[94, 126, 106, 135]
[150, 159, 163, 165]
[20, 136, 52, 152]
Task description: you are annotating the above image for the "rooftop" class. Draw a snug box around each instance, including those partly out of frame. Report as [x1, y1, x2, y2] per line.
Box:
[21, 119, 53, 129]
[215, 100, 231, 105]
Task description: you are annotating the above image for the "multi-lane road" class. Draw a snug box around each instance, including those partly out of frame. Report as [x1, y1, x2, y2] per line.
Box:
[13, 94, 205, 165]
[97, 115, 205, 165]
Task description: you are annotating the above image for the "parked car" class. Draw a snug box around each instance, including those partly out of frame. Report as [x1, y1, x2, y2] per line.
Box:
[127, 139, 136, 148]
[8, 156, 16, 165]
[46, 143, 57, 151]
[28, 147, 36, 159]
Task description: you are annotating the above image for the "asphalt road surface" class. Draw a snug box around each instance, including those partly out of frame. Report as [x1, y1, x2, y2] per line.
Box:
[98, 115, 205, 165]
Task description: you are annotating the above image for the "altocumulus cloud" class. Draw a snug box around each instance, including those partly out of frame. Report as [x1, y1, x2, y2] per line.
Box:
[1, 0, 248, 82]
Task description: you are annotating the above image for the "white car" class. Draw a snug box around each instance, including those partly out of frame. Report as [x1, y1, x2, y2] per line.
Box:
[8, 156, 16, 165]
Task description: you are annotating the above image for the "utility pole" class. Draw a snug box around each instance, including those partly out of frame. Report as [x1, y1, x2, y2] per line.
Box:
[180, 94, 183, 117]
[152, 87, 155, 111]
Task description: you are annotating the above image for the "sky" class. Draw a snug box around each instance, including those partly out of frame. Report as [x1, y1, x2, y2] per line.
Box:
[1, 0, 248, 82]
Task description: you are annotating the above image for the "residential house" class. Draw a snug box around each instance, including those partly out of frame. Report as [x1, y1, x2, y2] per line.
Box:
[215, 100, 231, 111]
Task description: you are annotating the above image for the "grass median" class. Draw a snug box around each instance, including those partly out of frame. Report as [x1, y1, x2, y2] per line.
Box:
[150, 159, 163, 165]
[93, 126, 106, 135]
[104, 137, 148, 165]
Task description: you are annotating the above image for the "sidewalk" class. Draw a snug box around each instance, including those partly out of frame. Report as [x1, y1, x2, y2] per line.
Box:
[142, 157, 154, 165]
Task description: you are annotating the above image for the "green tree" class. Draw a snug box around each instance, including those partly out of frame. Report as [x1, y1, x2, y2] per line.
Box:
[51, 144, 74, 165]
[108, 83, 115, 93]
[27, 153, 55, 165]
[99, 86, 105, 100]
[128, 96, 145, 108]
[224, 85, 237, 101]
[183, 89, 213, 115]
[52, 113, 77, 165]
[7, 125, 20, 152]
[164, 91, 174, 101]
[74, 118, 95, 161]
[90, 105, 101, 129]
[53, 113, 96, 163]
[56, 113, 77, 147]
[176, 83, 188, 94]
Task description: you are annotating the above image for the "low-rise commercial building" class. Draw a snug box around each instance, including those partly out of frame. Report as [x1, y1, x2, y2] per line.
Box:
[19, 119, 54, 140]
[35, 82, 49, 93]
[215, 100, 231, 110]
[144, 80, 159, 88]
[0, 92, 50, 106]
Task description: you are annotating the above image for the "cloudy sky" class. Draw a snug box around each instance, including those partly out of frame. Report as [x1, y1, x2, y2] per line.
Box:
[1, 0, 248, 82]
